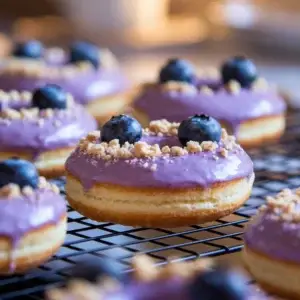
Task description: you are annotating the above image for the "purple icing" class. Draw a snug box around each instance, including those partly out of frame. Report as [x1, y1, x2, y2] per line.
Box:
[134, 86, 286, 134]
[65, 134, 253, 189]
[0, 105, 97, 157]
[244, 208, 300, 263]
[0, 188, 66, 246]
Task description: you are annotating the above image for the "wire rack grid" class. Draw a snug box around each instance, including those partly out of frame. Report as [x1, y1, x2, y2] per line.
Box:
[1, 111, 300, 300]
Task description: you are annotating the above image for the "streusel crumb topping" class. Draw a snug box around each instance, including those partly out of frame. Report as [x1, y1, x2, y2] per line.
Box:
[0, 176, 59, 198]
[78, 120, 239, 167]
[145, 76, 271, 96]
[259, 188, 300, 222]
[0, 93, 75, 122]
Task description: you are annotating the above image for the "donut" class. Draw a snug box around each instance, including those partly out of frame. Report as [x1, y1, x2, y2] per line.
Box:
[0, 158, 67, 274]
[65, 114, 254, 227]
[131, 57, 286, 148]
[0, 84, 97, 177]
[243, 188, 300, 299]
[46, 255, 264, 300]
[0, 40, 131, 123]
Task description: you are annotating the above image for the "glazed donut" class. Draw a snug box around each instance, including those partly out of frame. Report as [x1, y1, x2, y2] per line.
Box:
[131, 57, 286, 148]
[0, 158, 67, 274]
[0, 84, 97, 177]
[65, 114, 254, 227]
[46, 255, 264, 300]
[243, 188, 300, 299]
[0, 40, 132, 123]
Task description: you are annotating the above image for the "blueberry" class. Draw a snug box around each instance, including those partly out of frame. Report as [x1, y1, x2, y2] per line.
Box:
[159, 58, 195, 84]
[69, 257, 126, 283]
[70, 41, 100, 68]
[178, 114, 221, 146]
[0, 158, 39, 189]
[13, 40, 44, 59]
[189, 266, 247, 300]
[32, 84, 67, 110]
[221, 56, 257, 88]
[101, 115, 142, 145]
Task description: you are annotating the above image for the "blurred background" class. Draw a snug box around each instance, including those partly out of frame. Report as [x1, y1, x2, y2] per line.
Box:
[0, 0, 299, 99]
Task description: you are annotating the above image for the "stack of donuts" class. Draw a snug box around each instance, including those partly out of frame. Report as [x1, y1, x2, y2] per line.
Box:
[0, 38, 296, 300]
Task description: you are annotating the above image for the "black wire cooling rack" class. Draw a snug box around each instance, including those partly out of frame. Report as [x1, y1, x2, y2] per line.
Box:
[2, 111, 300, 300]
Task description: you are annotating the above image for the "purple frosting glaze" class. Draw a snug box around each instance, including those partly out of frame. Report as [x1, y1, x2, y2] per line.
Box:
[0, 188, 66, 246]
[244, 207, 300, 263]
[0, 105, 97, 156]
[134, 85, 286, 133]
[65, 134, 253, 189]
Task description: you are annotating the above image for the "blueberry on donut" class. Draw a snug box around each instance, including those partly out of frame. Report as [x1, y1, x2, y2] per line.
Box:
[0, 40, 131, 124]
[0, 84, 97, 177]
[0, 158, 66, 274]
[65, 115, 254, 227]
[131, 56, 286, 148]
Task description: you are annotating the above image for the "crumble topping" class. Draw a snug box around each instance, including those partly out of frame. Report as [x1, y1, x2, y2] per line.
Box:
[0, 90, 32, 105]
[251, 77, 269, 92]
[0, 176, 59, 198]
[77, 120, 239, 166]
[162, 81, 198, 95]
[46, 255, 213, 300]
[226, 80, 241, 95]
[0, 93, 75, 122]
[259, 188, 300, 222]
[149, 74, 271, 96]
[1, 48, 118, 79]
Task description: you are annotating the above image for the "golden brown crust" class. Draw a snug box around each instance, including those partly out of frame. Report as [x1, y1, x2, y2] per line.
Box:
[132, 107, 285, 148]
[243, 246, 300, 299]
[66, 173, 253, 227]
[0, 216, 67, 274]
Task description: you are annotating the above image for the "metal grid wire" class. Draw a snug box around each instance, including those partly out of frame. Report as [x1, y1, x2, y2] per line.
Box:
[1, 111, 300, 300]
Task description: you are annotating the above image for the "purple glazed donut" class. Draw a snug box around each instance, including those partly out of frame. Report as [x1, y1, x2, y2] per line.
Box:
[0, 41, 131, 124]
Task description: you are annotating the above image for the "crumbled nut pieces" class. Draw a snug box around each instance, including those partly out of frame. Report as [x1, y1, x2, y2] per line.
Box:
[260, 188, 300, 222]
[131, 254, 213, 282]
[0, 93, 75, 122]
[200, 86, 213, 96]
[147, 119, 179, 136]
[252, 77, 269, 92]
[162, 81, 198, 95]
[227, 80, 241, 95]
[79, 121, 239, 163]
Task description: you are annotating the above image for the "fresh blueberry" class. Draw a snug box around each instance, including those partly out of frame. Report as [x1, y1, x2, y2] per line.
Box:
[0, 158, 39, 189]
[221, 56, 257, 88]
[178, 114, 221, 146]
[69, 257, 126, 283]
[70, 41, 100, 68]
[101, 115, 142, 145]
[32, 84, 67, 110]
[159, 58, 195, 84]
[189, 266, 247, 300]
[13, 40, 44, 59]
